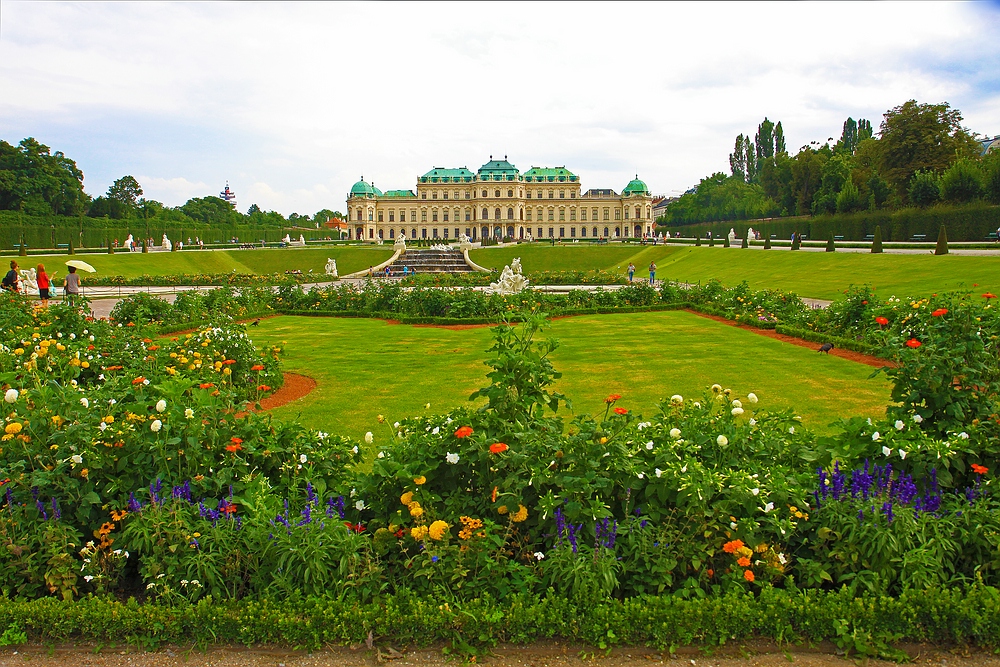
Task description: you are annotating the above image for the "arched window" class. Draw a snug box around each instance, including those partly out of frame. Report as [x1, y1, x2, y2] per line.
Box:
[495, 208, 501, 220]
[368, 210, 373, 221]
[357, 209, 362, 221]
[507, 189, 513, 198]
[482, 190, 487, 197]
[507, 207, 514, 220]
[482, 208, 489, 220]
[603, 227, 609, 237]
[593, 227, 598, 237]
[519, 209, 523, 220]
[494, 189, 501, 198]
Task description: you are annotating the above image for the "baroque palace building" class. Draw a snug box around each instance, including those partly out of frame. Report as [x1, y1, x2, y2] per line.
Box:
[346, 157, 653, 242]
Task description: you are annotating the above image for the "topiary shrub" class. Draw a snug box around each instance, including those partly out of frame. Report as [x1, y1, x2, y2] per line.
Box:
[790, 233, 800, 251]
[935, 224, 949, 255]
[826, 233, 836, 252]
[695, 234, 702, 247]
[741, 236, 748, 249]
[871, 225, 883, 253]
[68, 240, 75, 255]
[108, 240, 114, 255]
[723, 234, 731, 248]
[708, 235, 715, 247]
[763, 236, 771, 249]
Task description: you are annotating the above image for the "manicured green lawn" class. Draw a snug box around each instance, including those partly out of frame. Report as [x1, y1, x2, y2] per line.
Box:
[250, 312, 891, 439]
[470, 244, 1000, 299]
[29, 247, 394, 281]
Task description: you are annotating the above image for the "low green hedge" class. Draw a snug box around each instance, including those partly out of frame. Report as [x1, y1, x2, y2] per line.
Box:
[775, 325, 884, 358]
[1, 587, 998, 656]
[278, 303, 690, 325]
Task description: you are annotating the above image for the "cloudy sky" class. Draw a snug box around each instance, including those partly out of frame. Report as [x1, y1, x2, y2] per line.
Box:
[2, 1, 999, 216]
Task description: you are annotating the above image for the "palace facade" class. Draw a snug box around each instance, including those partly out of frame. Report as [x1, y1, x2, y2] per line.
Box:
[346, 157, 653, 242]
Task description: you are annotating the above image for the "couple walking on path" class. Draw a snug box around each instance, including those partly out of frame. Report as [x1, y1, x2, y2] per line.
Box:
[626, 261, 656, 286]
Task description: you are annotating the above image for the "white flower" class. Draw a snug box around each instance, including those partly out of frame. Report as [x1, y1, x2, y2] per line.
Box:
[155, 399, 167, 413]
[534, 551, 545, 561]
[3, 388, 17, 403]
[730, 521, 737, 529]
[70, 454, 83, 465]
[763, 502, 775, 512]
[425, 403, 431, 409]
[669, 428, 681, 439]
[143, 379, 150, 385]
[871, 432, 880, 441]
[185, 408, 194, 419]
[69, 333, 76, 340]
[84, 575, 94, 582]
[80, 397, 89, 408]
[959, 431, 969, 439]
[895, 420, 904, 431]
[351, 445, 359, 454]
[655, 468, 663, 478]
[432, 427, 440, 435]
[882, 445, 892, 457]
[913, 414, 923, 423]
[711, 384, 722, 393]
[747, 393, 758, 404]
[732, 407, 744, 416]
[190, 580, 200, 586]
[680, 464, 687, 473]
[645, 441, 654, 450]
[146, 583, 155, 590]
[150, 420, 162, 432]
[717, 435, 729, 446]
[300, 454, 308, 463]
[113, 549, 121, 555]
[355, 500, 365, 511]
[637, 472, 645, 479]
[778, 553, 787, 565]
[98, 422, 108, 432]
[670, 394, 683, 405]
[693, 401, 701, 408]
[898, 449, 907, 459]
[731, 399, 742, 409]
[788, 427, 795, 434]
[393, 422, 400, 428]
[98, 374, 105, 381]
[88, 335, 94, 341]
[751, 488, 760, 496]
[180, 579, 189, 586]
[109, 398, 116, 405]
[749, 418, 757, 426]
[446, 452, 460, 464]
[377, 451, 385, 458]
[364, 431, 373, 444]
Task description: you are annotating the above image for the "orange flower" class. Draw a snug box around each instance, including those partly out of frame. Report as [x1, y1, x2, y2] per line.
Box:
[231, 437, 243, 445]
[489, 442, 509, 454]
[737, 556, 751, 567]
[905, 338, 922, 348]
[225, 443, 242, 453]
[972, 464, 989, 475]
[491, 486, 498, 502]
[454, 426, 473, 438]
[744, 569, 755, 582]
[251, 364, 265, 371]
[706, 569, 714, 578]
[723, 539, 744, 554]
[257, 385, 271, 391]
[875, 316, 889, 326]
[147, 345, 159, 351]
[131, 376, 146, 385]
[199, 383, 215, 389]
[223, 359, 236, 365]
[613, 407, 628, 415]
[983, 293, 997, 300]
[605, 394, 622, 403]
[931, 308, 948, 317]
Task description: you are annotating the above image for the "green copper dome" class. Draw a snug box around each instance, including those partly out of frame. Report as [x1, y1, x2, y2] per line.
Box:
[622, 176, 649, 196]
[349, 178, 378, 197]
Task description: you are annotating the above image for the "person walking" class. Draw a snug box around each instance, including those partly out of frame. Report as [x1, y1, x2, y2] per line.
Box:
[36, 263, 50, 307]
[2, 260, 20, 293]
[627, 262, 635, 283]
[648, 261, 657, 286]
[64, 266, 81, 307]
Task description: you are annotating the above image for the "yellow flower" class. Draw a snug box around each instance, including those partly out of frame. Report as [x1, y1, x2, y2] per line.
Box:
[497, 505, 508, 515]
[408, 503, 424, 518]
[68, 358, 81, 367]
[13, 349, 24, 356]
[223, 368, 232, 375]
[103, 416, 115, 424]
[599, 437, 608, 444]
[511, 504, 528, 523]
[81, 361, 89, 368]
[400, 491, 414, 506]
[5, 423, 23, 435]
[413, 476, 426, 485]
[410, 525, 428, 540]
[755, 543, 769, 553]
[428, 520, 449, 541]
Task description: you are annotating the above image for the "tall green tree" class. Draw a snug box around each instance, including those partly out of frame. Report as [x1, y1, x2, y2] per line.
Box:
[908, 170, 941, 207]
[939, 158, 985, 203]
[755, 118, 775, 162]
[858, 118, 873, 142]
[729, 134, 747, 181]
[878, 100, 980, 199]
[107, 175, 143, 217]
[838, 118, 858, 155]
[774, 121, 786, 155]
[0, 137, 89, 215]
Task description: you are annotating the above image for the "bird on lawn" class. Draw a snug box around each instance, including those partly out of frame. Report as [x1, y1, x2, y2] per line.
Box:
[818, 342, 834, 354]
[250, 319, 260, 327]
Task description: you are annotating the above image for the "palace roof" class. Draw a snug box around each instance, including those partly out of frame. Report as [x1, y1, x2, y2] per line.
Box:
[382, 189, 417, 198]
[523, 166, 578, 183]
[622, 177, 650, 196]
[477, 157, 519, 181]
[349, 178, 381, 197]
[419, 167, 475, 183]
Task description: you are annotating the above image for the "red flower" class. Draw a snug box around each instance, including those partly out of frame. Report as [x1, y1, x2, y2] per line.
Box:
[983, 293, 997, 300]
[147, 345, 159, 351]
[251, 364, 265, 371]
[744, 569, 755, 583]
[131, 376, 146, 385]
[142, 338, 152, 344]
[931, 308, 948, 317]
[972, 464, 989, 475]
[489, 442, 509, 454]
[199, 383, 215, 389]
[231, 437, 243, 445]
[225, 443, 242, 453]
[454, 426, 473, 438]
[87, 345, 95, 351]
[613, 407, 628, 415]
[605, 394, 622, 403]
[861, 300, 868, 305]
[344, 522, 365, 533]
[723, 539, 744, 554]
[706, 568, 714, 578]
[223, 359, 236, 365]
[257, 385, 271, 391]
[875, 316, 889, 326]
[905, 339, 922, 348]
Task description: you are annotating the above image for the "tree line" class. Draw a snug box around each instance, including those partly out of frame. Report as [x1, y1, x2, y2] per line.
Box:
[0, 138, 344, 227]
[660, 100, 1000, 225]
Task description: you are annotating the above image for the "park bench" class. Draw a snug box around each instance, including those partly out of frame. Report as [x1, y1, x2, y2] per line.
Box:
[911, 234, 927, 242]
[56, 243, 69, 250]
[834, 235, 844, 241]
[986, 232, 999, 241]
[864, 234, 874, 241]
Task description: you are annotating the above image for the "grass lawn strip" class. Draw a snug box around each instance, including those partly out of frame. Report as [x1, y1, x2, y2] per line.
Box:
[251, 312, 890, 440]
[469, 244, 1000, 300]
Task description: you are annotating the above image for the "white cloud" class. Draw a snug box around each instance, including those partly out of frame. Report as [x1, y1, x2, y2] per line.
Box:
[1, 1, 998, 214]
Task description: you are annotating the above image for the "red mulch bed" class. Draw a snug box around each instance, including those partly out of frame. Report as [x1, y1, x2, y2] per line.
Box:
[237, 372, 317, 415]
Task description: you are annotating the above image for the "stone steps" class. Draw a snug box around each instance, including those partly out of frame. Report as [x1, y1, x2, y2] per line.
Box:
[387, 249, 473, 273]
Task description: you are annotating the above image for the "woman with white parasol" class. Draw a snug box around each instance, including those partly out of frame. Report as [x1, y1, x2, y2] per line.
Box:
[64, 259, 96, 307]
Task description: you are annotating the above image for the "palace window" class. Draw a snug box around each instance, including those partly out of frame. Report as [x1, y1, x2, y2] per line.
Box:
[559, 227, 565, 238]
[581, 208, 587, 221]
[443, 192, 448, 200]
[421, 192, 426, 199]
[615, 209, 621, 220]
[455, 228, 460, 238]
[548, 227, 554, 238]
[526, 210, 532, 221]
[443, 228, 449, 238]
[400, 211, 406, 222]
[537, 227, 543, 237]
[548, 190, 554, 199]
[495, 189, 501, 198]
[432, 192, 438, 200]
[432, 212, 438, 222]
[378, 211, 383, 222]
[369, 228, 374, 238]
[421, 211, 427, 222]
[624, 208, 629, 219]
[507, 189, 512, 197]
[603, 208, 610, 221]
[559, 209, 565, 222]
[482, 208, 489, 219]
[604, 227, 609, 237]
[548, 209, 554, 221]
[410, 210, 416, 222]
[422, 228, 427, 239]
[507, 207, 514, 220]
[433, 228, 439, 239]
[592, 207, 598, 220]
[411, 228, 417, 239]
[636, 206, 641, 219]
[494, 208, 501, 220]
[368, 210, 373, 221]
[389, 212, 395, 222]
[526, 191, 532, 198]
[570, 227, 576, 237]
[581, 226, 587, 237]
[357, 210, 362, 221]
[559, 191, 565, 199]
[465, 210, 471, 222]
[594, 226, 598, 237]
[482, 190, 487, 197]
[571, 191, 576, 199]
[444, 211, 450, 222]
[570, 208, 576, 221]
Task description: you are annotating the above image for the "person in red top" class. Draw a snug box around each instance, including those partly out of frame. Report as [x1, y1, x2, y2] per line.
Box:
[36, 263, 50, 307]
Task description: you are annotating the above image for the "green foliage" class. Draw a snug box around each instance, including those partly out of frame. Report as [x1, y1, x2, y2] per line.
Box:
[0, 138, 89, 216]
[826, 234, 836, 252]
[661, 173, 779, 225]
[836, 179, 864, 214]
[935, 225, 949, 255]
[941, 159, 986, 204]
[871, 225, 883, 253]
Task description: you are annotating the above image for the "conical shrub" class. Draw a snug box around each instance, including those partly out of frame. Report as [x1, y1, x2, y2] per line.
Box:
[935, 225, 949, 255]
[68, 240, 75, 255]
[723, 234, 731, 248]
[763, 236, 771, 249]
[741, 235, 749, 248]
[872, 225, 883, 253]
[695, 234, 702, 247]
[791, 233, 801, 251]
[826, 233, 836, 252]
